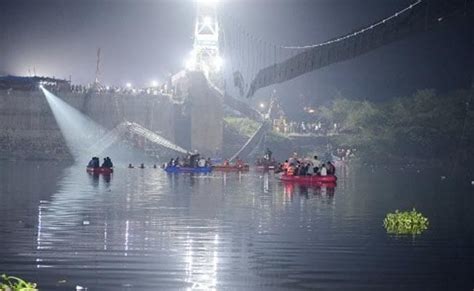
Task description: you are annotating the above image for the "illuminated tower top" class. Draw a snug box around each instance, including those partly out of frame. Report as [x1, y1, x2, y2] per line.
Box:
[186, 0, 222, 73]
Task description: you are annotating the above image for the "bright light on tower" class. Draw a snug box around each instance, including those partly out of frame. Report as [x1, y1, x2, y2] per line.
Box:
[184, 50, 197, 71]
[151, 80, 158, 87]
[198, 0, 217, 4]
[191, 0, 220, 74]
[259, 103, 265, 109]
[203, 16, 212, 25]
[126, 82, 132, 88]
[212, 56, 223, 71]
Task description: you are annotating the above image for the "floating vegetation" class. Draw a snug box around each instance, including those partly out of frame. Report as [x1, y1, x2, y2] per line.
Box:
[1, 274, 37, 291]
[383, 208, 429, 235]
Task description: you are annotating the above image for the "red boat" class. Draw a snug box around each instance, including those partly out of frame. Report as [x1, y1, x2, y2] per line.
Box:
[213, 164, 250, 171]
[279, 174, 337, 184]
[86, 167, 114, 174]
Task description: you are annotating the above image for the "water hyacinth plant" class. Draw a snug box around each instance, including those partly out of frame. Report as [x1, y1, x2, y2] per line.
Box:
[0, 274, 37, 291]
[383, 208, 429, 235]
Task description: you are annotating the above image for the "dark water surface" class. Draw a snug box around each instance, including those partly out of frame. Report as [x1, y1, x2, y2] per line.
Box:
[1, 161, 473, 290]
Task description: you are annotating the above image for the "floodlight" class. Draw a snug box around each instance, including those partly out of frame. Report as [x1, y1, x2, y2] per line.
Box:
[213, 56, 223, 71]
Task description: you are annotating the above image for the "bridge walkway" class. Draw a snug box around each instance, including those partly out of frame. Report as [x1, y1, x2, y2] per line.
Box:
[88, 121, 189, 157]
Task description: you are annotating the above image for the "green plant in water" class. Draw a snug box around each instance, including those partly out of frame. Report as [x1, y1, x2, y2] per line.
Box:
[383, 208, 429, 235]
[0, 274, 37, 291]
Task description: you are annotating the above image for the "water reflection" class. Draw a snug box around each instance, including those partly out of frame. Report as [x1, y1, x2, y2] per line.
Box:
[3, 161, 473, 290]
[32, 164, 341, 288]
[184, 232, 219, 290]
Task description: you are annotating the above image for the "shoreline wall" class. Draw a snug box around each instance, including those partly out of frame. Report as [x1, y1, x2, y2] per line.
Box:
[0, 89, 176, 160]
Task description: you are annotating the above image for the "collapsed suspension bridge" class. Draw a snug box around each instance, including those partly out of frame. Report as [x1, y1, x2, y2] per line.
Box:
[89, 0, 473, 160]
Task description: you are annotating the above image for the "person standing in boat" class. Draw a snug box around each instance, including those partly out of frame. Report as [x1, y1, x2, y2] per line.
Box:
[326, 161, 335, 175]
[87, 157, 94, 168]
[320, 163, 328, 176]
[287, 163, 296, 176]
[312, 155, 322, 173]
[107, 157, 113, 168]
[198, 157, 206, 167]
[101, 157, 113, 168]
[91, 157, 100, 168]
[264, 148, 273, 161]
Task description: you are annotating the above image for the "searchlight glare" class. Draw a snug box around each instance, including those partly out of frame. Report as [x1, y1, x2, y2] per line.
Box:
[40, 86, 105, 161]
[212, 56, 223, 71]
[151, 80, 158, 87]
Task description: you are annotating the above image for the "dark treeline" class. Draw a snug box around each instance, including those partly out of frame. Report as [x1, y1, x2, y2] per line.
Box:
[317, 89, 474, 166]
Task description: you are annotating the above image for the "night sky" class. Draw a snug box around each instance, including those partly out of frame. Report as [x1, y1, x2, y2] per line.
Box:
[0, 0, 472, 107]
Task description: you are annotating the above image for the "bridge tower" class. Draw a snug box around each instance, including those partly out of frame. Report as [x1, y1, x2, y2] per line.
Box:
[186, 0, 222, 75]
[176, 0, 223, 156]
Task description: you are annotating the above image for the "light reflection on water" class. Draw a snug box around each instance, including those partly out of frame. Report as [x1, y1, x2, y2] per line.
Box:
[1, 161, 474, 290]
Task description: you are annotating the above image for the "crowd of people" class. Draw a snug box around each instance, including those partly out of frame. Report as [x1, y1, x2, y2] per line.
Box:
[166, 153, 212, 168]
[277, 154, 335, 177]
[87, 156, 113, 168]
[273, 119, 338, 135]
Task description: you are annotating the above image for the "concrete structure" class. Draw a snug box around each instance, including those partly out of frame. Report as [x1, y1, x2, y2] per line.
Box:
[171, 71, 223, 156]
[0, 89, 176, 160]
[188, 72, 223, 156]
[0, 70, 224, 160]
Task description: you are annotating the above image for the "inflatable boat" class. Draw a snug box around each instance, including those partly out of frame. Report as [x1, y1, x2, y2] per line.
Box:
[164, 166, 212, 173]
[86, 167, 114, 174]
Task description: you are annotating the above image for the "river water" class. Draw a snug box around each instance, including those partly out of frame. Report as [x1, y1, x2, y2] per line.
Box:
[0, 161, 473, 290]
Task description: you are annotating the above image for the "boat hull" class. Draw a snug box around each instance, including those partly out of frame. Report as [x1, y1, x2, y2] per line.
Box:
[86, 167, 114, 174]
[213, 164, 249, 171]
[279, 174, 337, 184]
[164, 166, 212, 173]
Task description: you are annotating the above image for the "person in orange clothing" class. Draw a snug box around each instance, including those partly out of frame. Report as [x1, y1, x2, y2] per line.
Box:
[286, 164, 295, 176]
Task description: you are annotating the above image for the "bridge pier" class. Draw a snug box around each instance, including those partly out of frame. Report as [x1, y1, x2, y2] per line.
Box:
[187, 72, 223, 157]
